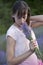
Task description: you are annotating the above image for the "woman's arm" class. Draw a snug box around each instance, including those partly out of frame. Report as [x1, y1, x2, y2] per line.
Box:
[6, 36, 34, 65]
[30, 15, 43, 28]
[31, 21, 43, 28]
[30, 15, 43, 22]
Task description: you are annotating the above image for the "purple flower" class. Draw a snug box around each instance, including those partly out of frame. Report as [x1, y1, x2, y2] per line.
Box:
[0, 51, 6, 64]
[21, 22, 31, 39]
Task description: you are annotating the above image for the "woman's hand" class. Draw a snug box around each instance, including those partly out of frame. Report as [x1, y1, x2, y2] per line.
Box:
[29, 40, 38, 52]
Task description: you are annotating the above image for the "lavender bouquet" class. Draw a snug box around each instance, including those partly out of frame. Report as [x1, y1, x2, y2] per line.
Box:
[22, 22, 43, 61]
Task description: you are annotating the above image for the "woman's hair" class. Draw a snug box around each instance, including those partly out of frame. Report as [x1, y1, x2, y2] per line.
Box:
[12, 0, 31, 25]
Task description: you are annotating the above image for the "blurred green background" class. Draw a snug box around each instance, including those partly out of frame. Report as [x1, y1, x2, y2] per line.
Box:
[0, 0, 43, 34]
[0, 0, 43, 52]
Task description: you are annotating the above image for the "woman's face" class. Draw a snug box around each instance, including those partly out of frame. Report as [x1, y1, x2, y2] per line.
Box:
[13, 11, 28, 27]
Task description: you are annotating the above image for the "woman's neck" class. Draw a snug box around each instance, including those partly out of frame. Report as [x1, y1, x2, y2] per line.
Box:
[14, 23, 23, 31]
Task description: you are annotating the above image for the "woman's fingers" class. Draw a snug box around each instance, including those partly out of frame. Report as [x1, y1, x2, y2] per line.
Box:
[29, 40, 38, 51]
[31, 40, 38, 48]
[29, 42, 35, 51]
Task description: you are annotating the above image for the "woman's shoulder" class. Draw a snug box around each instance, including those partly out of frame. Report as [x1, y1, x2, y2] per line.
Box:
[6, 24, 18, 40]
[7, 24, 18, 34]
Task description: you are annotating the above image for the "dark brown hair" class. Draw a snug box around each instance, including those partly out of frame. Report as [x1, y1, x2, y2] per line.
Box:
[12, 0, 31, 25]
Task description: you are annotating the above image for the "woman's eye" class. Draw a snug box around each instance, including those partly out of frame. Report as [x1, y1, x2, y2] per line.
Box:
[22, 16, 25, 19]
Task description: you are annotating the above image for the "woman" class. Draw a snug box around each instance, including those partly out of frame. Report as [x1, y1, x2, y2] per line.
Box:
[6, 1, 40, 65]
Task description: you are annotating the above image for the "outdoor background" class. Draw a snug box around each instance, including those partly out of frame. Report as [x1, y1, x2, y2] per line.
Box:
[0, 0, 43, 63]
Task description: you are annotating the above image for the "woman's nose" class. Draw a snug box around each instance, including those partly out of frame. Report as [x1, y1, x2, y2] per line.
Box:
[21, 18, 25, 23]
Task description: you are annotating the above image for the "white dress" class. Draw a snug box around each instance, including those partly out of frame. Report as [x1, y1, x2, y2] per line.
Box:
[6, 24, 38, 65]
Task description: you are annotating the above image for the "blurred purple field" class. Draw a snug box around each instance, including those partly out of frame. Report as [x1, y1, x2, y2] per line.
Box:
[37, 34, 43, 51]
[33, 26, 43, 51]
[0, 51, 7, 65]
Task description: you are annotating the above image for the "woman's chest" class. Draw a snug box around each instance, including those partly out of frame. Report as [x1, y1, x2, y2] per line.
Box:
[15, 31, 30, 57]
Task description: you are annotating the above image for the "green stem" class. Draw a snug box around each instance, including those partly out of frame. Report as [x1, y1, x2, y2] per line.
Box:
[28, 35, 43, 61]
